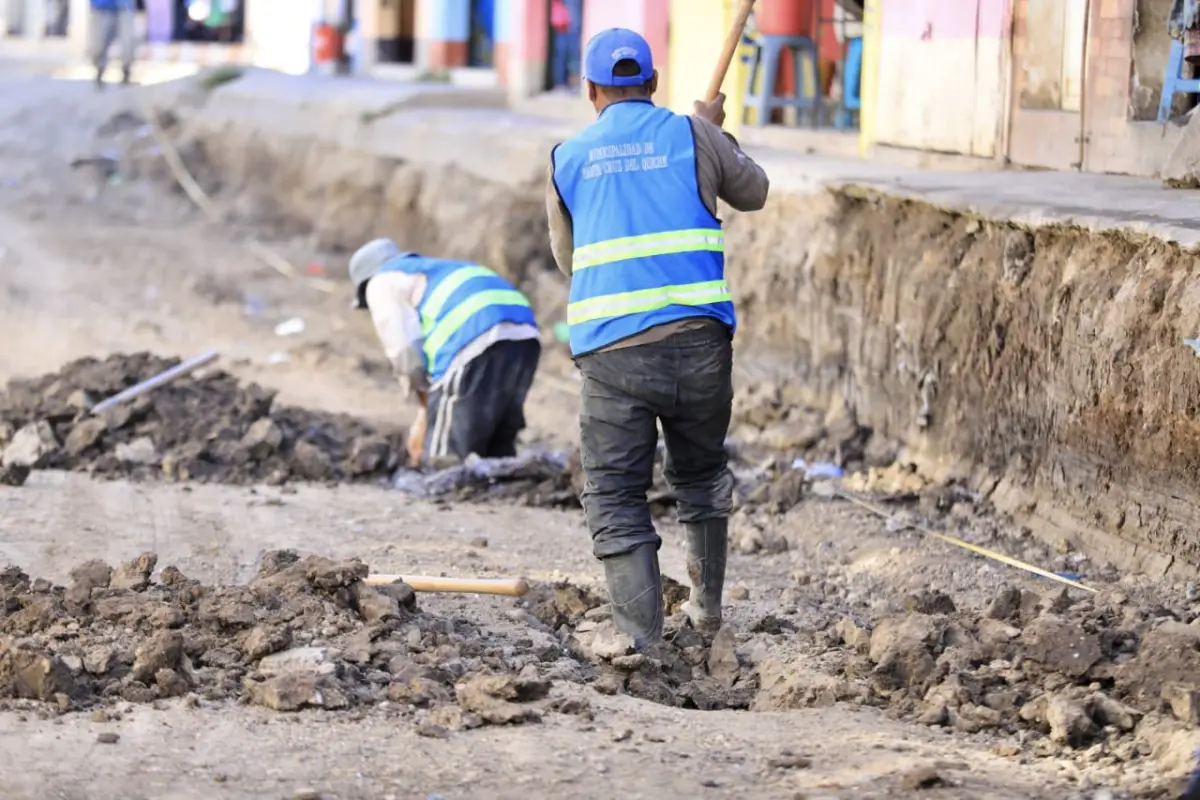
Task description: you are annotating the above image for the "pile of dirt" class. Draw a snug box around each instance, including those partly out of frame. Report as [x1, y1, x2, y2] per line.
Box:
[0, 550, 605, 732]
[748, 583, 1200, 790]
[0, 552, 754, 726]
[0, 353, 408, 487]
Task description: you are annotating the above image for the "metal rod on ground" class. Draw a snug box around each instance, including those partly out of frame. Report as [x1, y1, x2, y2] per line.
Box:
[89, 350, 221, 416]
[364, 574, 530, 597]
[706, 0, 757, 102]
[832, 487, 1099, 594]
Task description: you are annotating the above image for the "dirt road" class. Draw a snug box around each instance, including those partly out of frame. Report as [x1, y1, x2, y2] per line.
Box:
[0, 67, 1193, 800]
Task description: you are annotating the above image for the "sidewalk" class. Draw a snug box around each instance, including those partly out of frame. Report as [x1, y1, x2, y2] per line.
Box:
[190, 71, 1200, 249]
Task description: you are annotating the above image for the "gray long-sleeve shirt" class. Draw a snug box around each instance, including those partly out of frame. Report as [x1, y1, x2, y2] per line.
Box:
[546, 108, 770, 351]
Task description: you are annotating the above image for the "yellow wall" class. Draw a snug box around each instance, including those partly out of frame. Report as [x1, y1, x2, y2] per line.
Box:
[667, 0, 751, 137]
[859, 0, 880, 157]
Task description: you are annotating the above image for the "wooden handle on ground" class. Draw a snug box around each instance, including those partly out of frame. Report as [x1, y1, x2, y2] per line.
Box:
[705, 0, 757, 102]
[365, 574, 530, 597]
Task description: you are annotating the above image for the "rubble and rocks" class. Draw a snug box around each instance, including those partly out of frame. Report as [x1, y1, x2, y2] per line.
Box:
[0, 353, 408, 485]
[1, 542, 1198, 792]
[0, 551, 759, 725]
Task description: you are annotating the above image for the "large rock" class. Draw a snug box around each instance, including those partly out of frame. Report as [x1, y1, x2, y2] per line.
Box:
[753, 658, 861, 710]
[1019, 615, 1101, 677]
[1046, 696, 1095, 747]
[257, 646, 338, 678]
[63, 418, 107, 456]
[0, 644, 76, 700]
[131, 630, 183, 684]
[0, 463, 30, 486]
[245, 673, 348, 712]
[345, 436, 393, 476]
[291, 440, 333, 480]
[242, 624, 292, 660]
[114, 436, 157, 465]
[1, 422, 58, 468]
[868, 613, 945, 689]
[110, 552, 158, 591]
[69, 559, 113, 593]
[349, 582, 401, 623]
[454, 673, 549, 725]
[1117, 621, 1200, 703]
[239, 418, 283, 461]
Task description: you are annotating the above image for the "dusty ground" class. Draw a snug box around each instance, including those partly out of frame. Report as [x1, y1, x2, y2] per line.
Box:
[0, 62, 1197, 800]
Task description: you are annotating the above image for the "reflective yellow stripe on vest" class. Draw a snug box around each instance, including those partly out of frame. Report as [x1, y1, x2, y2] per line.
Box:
[567, 280, 731, 326]
[423, 288, 531, 362]
[419, 265, 496, 337]
[572, 228, 724, 271]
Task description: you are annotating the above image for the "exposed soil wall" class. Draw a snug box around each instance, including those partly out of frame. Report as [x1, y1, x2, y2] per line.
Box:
[177, 89, 1200, 576]
[726, 192, 1200, 576]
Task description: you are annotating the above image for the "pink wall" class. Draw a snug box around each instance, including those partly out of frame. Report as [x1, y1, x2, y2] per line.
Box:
[583, 0, 645, 42]
[581, 0, 668, 76]
[881, 0, 1009, 40]
[523, 0, 549, 66]
[642, 0, 669, 73]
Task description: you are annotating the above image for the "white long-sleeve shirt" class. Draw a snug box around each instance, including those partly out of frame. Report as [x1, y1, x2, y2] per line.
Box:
[364, 270, 539, 398]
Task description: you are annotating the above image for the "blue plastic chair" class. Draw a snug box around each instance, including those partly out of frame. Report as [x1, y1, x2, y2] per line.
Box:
[837, 36, 863, 129]
[1158, 39, 1200, 123]
[742, 34, 819, 126]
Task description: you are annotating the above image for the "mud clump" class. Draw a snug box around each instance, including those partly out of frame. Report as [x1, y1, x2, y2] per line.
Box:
[0, 353, 406, 485]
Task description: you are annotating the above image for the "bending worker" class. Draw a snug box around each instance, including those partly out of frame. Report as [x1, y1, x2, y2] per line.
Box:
[547, 29, 769, 649]
[348, 239, 541, 463]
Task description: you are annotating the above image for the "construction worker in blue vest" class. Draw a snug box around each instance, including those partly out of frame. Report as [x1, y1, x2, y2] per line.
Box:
[546, 28, 769, 650]
[347, 239, 541, 464]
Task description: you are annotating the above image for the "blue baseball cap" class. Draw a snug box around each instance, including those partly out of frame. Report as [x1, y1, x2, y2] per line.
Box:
[583, 28, 654, 87]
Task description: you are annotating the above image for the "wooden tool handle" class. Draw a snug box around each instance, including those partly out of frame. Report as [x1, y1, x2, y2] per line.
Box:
[406, 405, 427, 465]
[365, 574, 531, 597]
[705, 0, 757, 102]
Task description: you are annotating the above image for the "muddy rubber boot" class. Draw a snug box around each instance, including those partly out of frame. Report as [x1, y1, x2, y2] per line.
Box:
[681, 518, 728, 632]
[601, 543, 664, 651]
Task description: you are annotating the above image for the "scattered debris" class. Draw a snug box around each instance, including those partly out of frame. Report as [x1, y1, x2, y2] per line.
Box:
[274, 318, 306, 337]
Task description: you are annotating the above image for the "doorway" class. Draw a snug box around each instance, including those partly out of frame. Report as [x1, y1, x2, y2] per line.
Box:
[378, 0, 414, 64]
[544, 0, 581, 90]
[468, 0, 495, 67]
[1007, 0, 1089, 169]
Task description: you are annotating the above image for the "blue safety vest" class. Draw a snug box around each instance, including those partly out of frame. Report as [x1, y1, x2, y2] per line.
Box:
[551, 100, 735, 357]
[378, 255, 536, 382]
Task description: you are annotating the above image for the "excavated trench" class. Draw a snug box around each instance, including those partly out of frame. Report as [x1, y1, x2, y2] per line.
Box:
[168, 89, 1200, 579]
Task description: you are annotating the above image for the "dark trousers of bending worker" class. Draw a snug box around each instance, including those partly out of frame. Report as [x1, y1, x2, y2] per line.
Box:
[578, 323, 734, 552]
[424, 338, 541, 461]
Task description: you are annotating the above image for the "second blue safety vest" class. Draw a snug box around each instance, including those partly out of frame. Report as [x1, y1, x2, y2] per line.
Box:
[551, 99, 735, 357]
[378, 255, 536, 382]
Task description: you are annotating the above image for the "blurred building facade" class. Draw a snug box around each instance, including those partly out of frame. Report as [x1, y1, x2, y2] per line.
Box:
[3, 0, 1191, 179]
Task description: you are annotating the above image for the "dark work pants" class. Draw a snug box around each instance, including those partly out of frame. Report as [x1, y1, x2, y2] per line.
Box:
[577, 324, 735, 560]
[424, 339, 541, 461]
